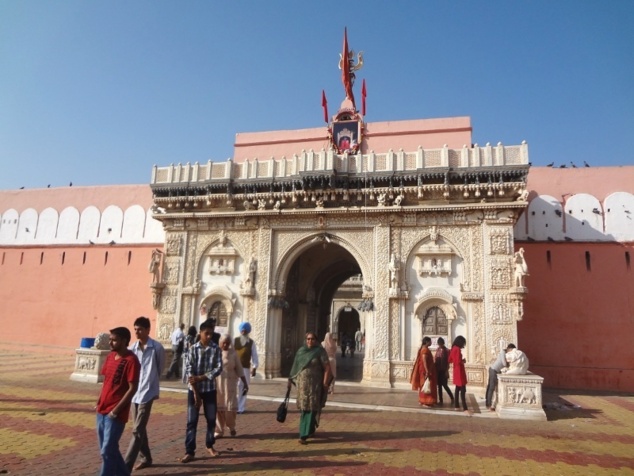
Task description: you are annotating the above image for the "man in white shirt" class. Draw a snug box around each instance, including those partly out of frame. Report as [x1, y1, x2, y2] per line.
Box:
[234, 322, 259, 414]
[166, 323, 185, 379]
[124, 316, 165, 472]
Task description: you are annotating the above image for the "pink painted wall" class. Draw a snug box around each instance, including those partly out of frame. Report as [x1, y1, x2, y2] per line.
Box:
[0, 245, 160, 352]
[517, 242, 634, 392]
[233, 117, 472, 162]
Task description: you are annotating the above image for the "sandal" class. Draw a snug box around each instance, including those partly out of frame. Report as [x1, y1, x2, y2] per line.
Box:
[180, 454, 194, 463]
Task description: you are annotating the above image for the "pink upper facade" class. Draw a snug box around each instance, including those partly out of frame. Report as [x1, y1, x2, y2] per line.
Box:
[233, 117, 473, 162]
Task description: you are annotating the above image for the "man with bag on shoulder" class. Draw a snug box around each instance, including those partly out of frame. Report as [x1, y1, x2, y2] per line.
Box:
[410, 336, 438, 408]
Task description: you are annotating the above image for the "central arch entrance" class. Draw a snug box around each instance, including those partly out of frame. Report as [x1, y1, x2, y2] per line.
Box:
[278, 239, 363, 382]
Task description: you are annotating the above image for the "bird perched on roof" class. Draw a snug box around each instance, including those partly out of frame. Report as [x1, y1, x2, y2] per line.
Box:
[546, 162, 554, 167]
[570, 162, 577, 168]
[559, 164, 567, 168]
[584, 161, 590, 167]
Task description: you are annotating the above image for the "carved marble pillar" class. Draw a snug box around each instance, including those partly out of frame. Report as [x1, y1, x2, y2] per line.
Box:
[265, 307, 283, 378]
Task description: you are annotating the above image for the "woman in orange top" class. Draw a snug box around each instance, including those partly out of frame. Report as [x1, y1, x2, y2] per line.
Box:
[411, 336, 437, 407]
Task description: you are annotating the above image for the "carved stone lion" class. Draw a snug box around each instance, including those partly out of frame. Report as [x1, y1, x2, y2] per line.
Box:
[502, 348, 529, 375]
[94, 332, 110, 350]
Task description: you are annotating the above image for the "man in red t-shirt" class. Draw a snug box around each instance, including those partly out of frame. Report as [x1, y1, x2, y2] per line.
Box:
[96, 326, 140, 476]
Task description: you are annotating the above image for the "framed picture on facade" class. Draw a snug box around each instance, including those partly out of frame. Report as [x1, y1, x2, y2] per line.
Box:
[332, 120, 362, 154]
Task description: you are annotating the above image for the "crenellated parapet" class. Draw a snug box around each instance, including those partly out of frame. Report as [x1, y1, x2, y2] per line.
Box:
[150, 143, 529, 215]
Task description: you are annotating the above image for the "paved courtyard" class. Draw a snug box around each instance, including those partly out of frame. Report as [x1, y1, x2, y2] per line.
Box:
[1, 345, 633, 475]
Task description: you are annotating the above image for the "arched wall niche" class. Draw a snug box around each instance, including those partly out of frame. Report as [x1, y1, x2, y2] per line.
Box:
[404, 233, 465, 360]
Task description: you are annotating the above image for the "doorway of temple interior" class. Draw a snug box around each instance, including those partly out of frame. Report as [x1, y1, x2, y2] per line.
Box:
[279, 239, 363, 381]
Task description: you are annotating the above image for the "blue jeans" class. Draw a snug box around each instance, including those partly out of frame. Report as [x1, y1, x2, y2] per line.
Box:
[96, 412, 129, 476]
[485, 367, 499, 408]
[185, 390, 217, 456]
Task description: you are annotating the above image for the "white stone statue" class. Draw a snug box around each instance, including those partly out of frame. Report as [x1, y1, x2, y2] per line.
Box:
[243, 258, 257, 290]
[388, 253, 400, 289]
[258, 199, 266, 210]
[502, 348, 529, 375]
[513, 247, 528, 287]
[393, 194, 404, 206]
[377, 193, 386, 206]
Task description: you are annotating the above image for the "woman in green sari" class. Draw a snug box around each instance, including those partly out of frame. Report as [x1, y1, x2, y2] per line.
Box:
[287, 332, 332, 445]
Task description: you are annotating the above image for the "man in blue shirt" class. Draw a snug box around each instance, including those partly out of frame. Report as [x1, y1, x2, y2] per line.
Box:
[124, 316, 165, 471]
[180, 318, 223, 463]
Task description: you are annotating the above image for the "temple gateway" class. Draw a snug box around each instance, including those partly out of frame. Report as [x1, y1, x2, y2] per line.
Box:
[149, 32, 530, 388]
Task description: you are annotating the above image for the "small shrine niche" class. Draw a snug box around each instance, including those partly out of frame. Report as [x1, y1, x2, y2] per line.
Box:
[416, 244, 454, 277]
[207, 242, 238, 275]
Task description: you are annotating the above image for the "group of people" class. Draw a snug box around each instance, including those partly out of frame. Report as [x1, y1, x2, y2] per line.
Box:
[411, 335, 525, 414]
[95, 317, 258, 475]
[338, 329, 364, 358]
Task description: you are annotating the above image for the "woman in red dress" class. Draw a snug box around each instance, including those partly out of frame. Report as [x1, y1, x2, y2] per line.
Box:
[448, 335, 471, 414]
[411, 336, 437, 407]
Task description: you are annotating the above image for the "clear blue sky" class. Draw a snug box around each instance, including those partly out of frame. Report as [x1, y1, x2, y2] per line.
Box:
[1, 1, 632, 190]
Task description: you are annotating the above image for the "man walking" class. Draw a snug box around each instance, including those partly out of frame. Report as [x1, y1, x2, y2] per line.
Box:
[180, 318, 223, 463]
[485, 343, 515, 411]
[124, 317, 165, 471]
[166, 323, 185, 379]
[96, 327, 140, 476]
[355, 328, 363, 352]
[234, 322, 259, 414]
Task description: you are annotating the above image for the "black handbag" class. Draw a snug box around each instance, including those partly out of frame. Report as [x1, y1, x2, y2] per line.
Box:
[276, 387, 291, 423]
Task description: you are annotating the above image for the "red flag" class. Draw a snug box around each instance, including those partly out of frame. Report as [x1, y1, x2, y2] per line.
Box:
[322, 90, 329, 123]
[362, 79, 367, 116]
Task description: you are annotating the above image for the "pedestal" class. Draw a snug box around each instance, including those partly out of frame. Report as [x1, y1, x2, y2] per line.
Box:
[70, 348, 110, 383]
[496, 372, 547, 421]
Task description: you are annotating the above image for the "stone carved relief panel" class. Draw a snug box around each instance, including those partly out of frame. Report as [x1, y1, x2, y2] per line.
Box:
[166, 234, 183, 256]
[389, 298, 400, 360]
[390, 361, 412, 383]
[490, 258, 511, 289]
[374, 224, 390, 360]
[468, 226, 484, 293]
[489, 327, 515, 363]
[158, 317, 173, 341]
[472, 302, 485, 365]
[489, 229, 511, 255]
[163, 260, 180, 284]
[502, 383, 541, 406]
[161, 295, 177, 314]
